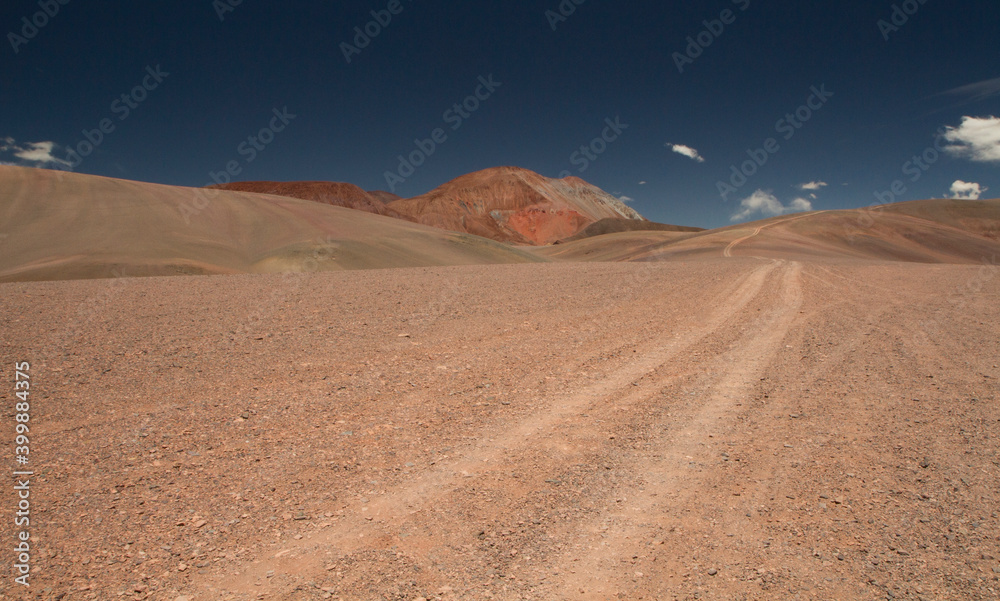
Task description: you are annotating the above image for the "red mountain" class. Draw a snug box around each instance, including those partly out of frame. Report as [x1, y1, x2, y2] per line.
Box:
[388, 166, 647, 245]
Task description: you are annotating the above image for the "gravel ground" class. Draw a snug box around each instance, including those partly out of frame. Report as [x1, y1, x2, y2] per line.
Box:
[1, 257, 998, 601]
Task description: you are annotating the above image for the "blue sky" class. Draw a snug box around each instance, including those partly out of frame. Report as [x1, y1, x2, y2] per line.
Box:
[1, 0, 998, 228]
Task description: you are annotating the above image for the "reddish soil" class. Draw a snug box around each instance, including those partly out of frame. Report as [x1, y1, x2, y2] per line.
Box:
[389, 167, 646, 245]
[506, 208, 592, 246]
[2, 258, 999, 600]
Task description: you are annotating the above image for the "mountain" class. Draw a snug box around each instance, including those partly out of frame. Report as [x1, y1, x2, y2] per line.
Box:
[0, 166, 544, 282]
[208, 181, 405, 219]
[387, 166, 646, 245]
[4, 165, 998, 284]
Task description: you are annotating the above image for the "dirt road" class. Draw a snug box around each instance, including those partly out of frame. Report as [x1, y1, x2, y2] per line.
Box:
[723, 212, 825, 257]
[1, 258, 998, 600]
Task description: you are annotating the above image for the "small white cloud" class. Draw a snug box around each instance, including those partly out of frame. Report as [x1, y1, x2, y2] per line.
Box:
[789, 197, 814, 211]
[618, 194, 635, 204]
[949, 180, 987, 200]
[941, 116, 1000, 162]
[798, 181, 828, 191]
[0, 138, 72, 168]
[731, 190, 812, 222]
[638, 181, 647, 185]
[667, 143, 705, 163]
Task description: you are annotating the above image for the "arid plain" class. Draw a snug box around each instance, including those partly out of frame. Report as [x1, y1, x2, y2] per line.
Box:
[1, 165, 999, 601]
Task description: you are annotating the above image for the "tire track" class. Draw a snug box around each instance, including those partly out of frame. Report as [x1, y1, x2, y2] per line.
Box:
[549, 260, 804, 599]
[215, 261, 782, 594]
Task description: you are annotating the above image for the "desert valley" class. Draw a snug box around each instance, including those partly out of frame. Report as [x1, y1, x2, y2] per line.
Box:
[1, 164, 999, 601]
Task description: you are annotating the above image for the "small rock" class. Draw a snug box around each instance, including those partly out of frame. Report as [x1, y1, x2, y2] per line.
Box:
[175, 596, 193, 601]
[920, 458, 931, 469]
[707, 568, 718, 576]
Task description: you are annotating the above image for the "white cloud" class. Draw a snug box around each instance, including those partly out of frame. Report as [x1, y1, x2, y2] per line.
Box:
[667, 143, 705, 163]
[949, 180, 987, 200]
[798, 181, 828, 191]
[618, 195, 635, 204]
[0, 138, 72, 168]
[789, 197, 813, 211]
[731, 190, 813, 222]
[941, 116, 1000, 162]
[638, 181, 647, 185]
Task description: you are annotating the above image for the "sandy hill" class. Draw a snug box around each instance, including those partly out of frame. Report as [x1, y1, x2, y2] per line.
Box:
[542, 200, 1000, 265]
[0, 166, 544, 282]
[558, 217, 704, 243]
[208, 180, 405, 219]
[388, 166, 646, 245]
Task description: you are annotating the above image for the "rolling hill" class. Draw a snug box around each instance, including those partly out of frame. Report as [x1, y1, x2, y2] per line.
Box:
[0, 166, 544, 282]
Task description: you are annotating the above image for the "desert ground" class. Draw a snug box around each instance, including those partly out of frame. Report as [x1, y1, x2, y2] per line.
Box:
[1, 166, 999, 600]
[2, 255, 999, 601]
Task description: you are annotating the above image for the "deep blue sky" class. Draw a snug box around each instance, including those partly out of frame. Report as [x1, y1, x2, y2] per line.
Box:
[2, 1, 998, 228]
